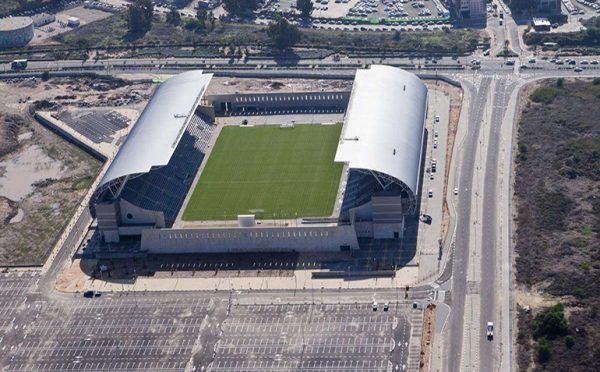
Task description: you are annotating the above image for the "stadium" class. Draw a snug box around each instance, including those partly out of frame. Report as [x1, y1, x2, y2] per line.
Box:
[89, 65, 428, 253]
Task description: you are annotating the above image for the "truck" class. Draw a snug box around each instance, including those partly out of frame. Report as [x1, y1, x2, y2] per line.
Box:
[11, 59, 28, 70]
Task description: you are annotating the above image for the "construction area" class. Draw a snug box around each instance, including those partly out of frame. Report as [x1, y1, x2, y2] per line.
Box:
[0, 75, 153, 265]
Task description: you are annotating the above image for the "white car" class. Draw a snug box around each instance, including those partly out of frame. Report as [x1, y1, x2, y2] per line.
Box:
[486, 322, 494, 339]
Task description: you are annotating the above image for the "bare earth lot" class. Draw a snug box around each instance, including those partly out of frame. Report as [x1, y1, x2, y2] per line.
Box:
[0, 76, 153, 266]
[514, 78, 600, 371]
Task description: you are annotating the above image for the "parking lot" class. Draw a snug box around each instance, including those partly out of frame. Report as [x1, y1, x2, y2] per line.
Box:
[2, 288, 226, 372]
[0, 268, 421, 372]
[209, 303, 413, 372]
[256, 0, 452, 30]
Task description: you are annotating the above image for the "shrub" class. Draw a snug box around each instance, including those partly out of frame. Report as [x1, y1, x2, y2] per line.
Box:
[565, 335, 575, 348]
[593, 77, 600, 85]
[531, 86, 560, 104]
[533, 303, 568, 339]
[537, 337, 551, 363]
[556, 78, 564, 88]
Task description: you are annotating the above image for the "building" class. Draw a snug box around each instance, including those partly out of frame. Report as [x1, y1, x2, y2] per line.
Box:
[90, 66, 428, 254]
[0, 17, 34, 50]
[67, 17, 80, 27]
[336, 66, 427, 239]
[532, 17, 551, 31]
[32, 13, 56, 28]
[452, 0, 486, 20]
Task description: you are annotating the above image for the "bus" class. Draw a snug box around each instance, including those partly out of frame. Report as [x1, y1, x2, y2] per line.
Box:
[11, 59, 28, 70]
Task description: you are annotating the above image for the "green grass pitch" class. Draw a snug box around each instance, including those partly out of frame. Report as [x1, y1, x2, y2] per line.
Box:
[182, 124, 343, 221]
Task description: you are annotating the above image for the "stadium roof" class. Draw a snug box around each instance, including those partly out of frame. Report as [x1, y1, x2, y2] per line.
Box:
[335, 65, 428, 198]
[98, 70, 212, 189]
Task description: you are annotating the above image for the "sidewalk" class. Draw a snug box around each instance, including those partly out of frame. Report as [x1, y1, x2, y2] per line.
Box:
[55, 259, 420, 293]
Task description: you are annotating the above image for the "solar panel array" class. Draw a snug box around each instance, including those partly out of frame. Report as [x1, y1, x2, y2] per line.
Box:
[119, 112, 214, 226]
[58, 111, 129, 144]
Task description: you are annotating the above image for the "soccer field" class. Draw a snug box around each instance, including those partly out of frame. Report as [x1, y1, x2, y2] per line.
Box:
[182, 124, 344, 221]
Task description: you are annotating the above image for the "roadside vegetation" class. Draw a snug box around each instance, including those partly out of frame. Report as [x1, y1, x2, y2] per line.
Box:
[0, 0, 44, 17]
[514, 79, 600, 371]
[51, 11, 481, 57]
[523, 17, 600, 53]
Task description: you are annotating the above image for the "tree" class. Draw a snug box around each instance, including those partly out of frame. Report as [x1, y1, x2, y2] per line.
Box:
[196, 7, 207, 27]
[296, 0, 313, 19]
[127, 0, 154, 34]
[166, 7, 181, 26]
[208, 11, 216, 31]
[267, 17, 300, 50]
[533, 303, 568, 340]
[223, 0, 258, 17]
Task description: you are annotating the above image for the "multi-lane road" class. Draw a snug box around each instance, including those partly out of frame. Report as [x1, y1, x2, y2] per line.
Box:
[1, 10, 600, 371]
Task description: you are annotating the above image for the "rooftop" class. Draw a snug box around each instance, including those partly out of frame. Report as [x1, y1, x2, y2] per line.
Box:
[0, 17, 33, 31]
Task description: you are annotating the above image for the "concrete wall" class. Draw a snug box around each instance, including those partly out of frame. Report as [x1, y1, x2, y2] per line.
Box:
[0, 20, 34, 49]
[207, 92, 350, 115]
[119, 199, 165, 230]
[373, 222, 404, 239]
[141, 224, 359, 253]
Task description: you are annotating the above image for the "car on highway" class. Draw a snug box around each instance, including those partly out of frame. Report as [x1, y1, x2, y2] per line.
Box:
[453, 187, 459, 195]
[574, 67, 583, 72]
[486, 321, 494, 340]
[428, 189, 433, 198]
[528, 57, 536, 63]
[591, 60, 599, 65]
[505, 60, 515, 65]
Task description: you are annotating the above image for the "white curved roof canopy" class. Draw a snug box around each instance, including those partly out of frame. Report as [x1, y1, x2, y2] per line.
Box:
[335, 65, 428, 197]
[98, 70, 212, 189]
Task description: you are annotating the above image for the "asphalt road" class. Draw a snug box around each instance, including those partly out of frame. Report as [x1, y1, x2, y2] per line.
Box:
[2, 21, 600, 369]
[444, 76, 492, 372]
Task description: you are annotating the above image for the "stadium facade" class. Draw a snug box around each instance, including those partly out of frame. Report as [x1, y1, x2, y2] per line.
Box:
[90, 66, 428, 253]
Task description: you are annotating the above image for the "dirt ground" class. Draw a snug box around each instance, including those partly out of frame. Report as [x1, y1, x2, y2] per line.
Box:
[419, 303, 436, 372]
[206, 77, 353, 95]
[0, 76, 153, 266]
[513, 78, 600, 372]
